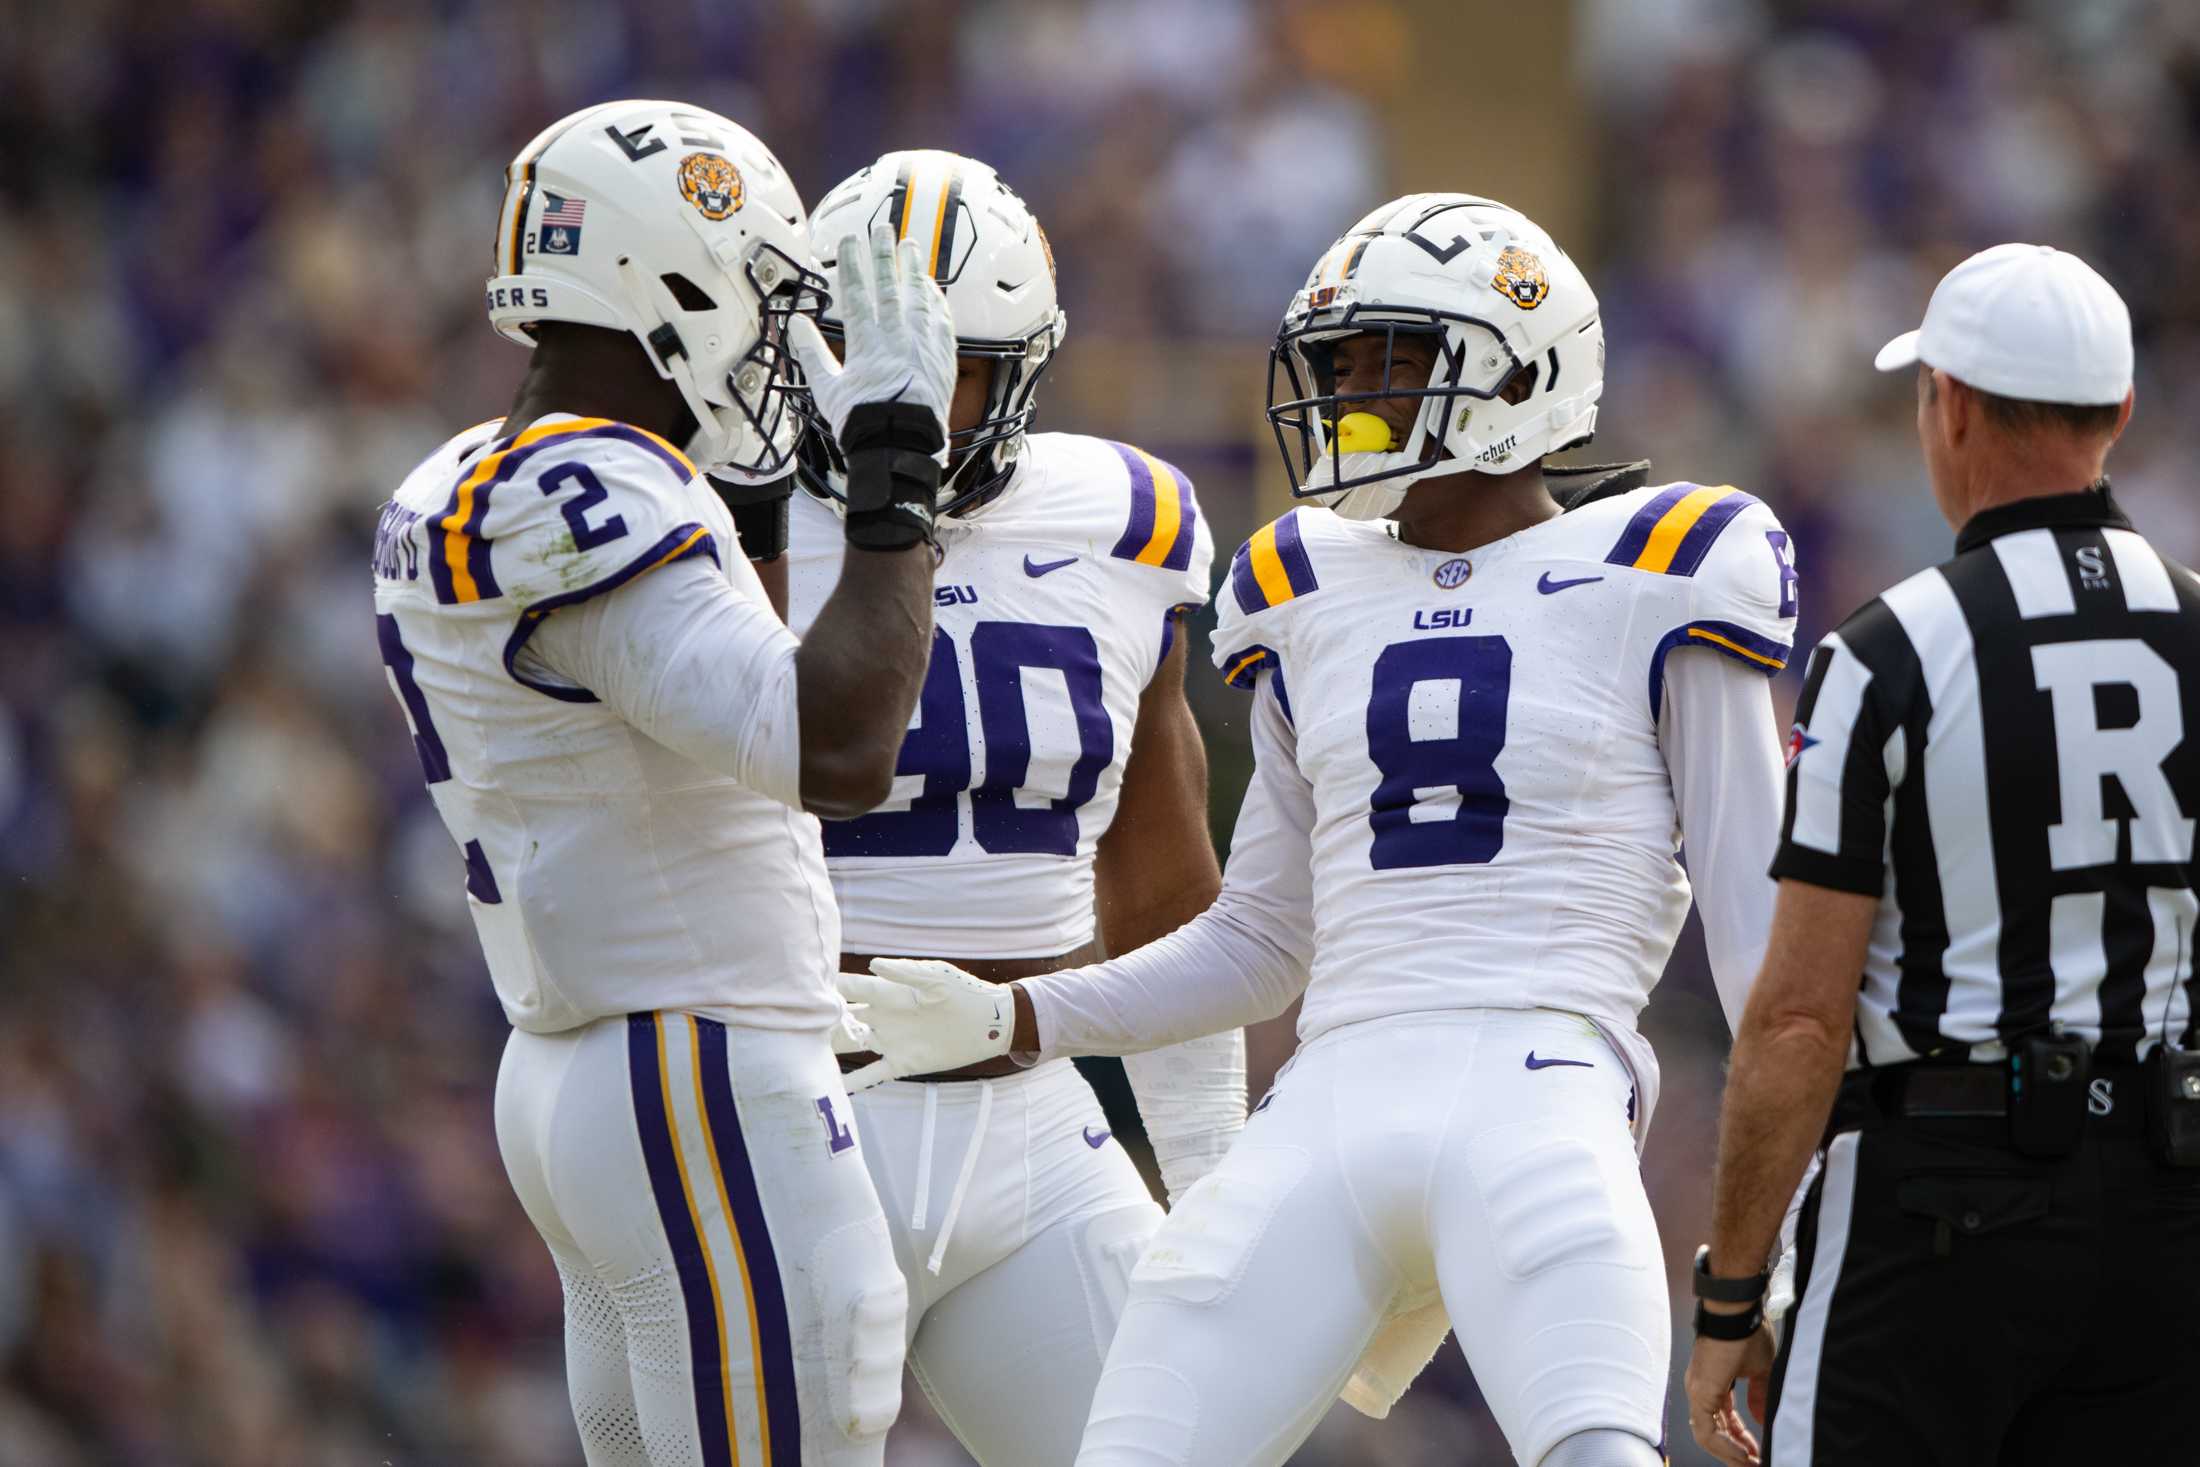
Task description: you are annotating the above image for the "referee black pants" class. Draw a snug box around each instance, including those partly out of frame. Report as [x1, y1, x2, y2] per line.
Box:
[1763, 1077, 2200, 1465]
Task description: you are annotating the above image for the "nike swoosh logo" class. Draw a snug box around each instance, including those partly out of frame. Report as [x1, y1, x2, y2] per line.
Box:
[1537, 573, 1603, 595]
[1083, 1125, 1111, 1148]
[1524, 1052, 1595, 1070]
[1025, 555, 1079, 578]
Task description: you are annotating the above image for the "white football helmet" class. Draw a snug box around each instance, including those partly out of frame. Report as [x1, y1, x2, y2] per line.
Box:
[794, 149, 1065, 516]
[1268, 193, 1604, 520]
[485, 99, 826, 475]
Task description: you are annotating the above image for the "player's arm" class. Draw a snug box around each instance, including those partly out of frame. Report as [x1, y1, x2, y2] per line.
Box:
[1020, 668, 1310, 1053]
[523, 530, 927, 820]
[754, 555, 789, 621]
[709, 471, 794, 622]
[1660, 497, 1802, 1027]
[792, 544, 932, 816]
[1096, 621, 1224, 947]
[840, 672, 1313, 1087]
[1659, 650, 1786, 1029]
[786, 226, 960, 818]
[1096, 618, 1243, 1202]
[520, 226, 952, 818]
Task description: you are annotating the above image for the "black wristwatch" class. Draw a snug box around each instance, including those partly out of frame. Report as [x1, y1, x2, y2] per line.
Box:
[1692, 1244, 1768, 1341]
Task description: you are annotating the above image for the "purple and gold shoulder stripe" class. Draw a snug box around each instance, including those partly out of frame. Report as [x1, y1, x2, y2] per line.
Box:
[1648, 619, 1792, 718]
[1219, 643, 1291, 723]
[1230, 512, 1319, 615]
[1107, 442, 1200, 571]
[1220, 641, 1279, 691]
[430, 418, 694, 606]
[1604, 484, 1760, 578]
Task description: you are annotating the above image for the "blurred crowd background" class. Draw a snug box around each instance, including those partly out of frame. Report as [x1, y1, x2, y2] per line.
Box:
[5, 0, 2199, 1462]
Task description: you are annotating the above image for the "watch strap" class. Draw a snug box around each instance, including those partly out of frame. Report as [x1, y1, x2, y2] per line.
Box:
[1693, 1299, 1766, 1341]
[1693, 1244, 1770, 1303]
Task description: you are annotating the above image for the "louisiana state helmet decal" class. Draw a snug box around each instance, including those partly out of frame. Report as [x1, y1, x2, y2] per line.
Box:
[1491, 245, 1549, 310]
[1035, 220, 1058, 283]
[676, 152, 744, 220]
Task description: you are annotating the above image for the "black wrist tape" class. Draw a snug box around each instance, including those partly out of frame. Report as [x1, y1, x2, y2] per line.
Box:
[707, 475, 794, 562]
[841, 401, 943, 552]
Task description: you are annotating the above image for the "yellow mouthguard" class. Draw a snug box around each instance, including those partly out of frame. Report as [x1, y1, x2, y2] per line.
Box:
[1333, 412, 1396, 454]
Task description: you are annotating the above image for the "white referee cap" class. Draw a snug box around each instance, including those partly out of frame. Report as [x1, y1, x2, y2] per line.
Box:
[1874, 243, 2133, 406]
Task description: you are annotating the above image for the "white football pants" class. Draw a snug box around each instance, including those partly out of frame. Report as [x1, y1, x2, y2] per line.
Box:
[854, 1059, 1164, 1467]
[497, 1014, 908, 1467]
[1078, 1009, 1668, 1467]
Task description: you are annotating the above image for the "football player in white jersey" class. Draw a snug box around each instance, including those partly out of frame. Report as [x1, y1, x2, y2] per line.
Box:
[842, 195, 1799, 1467]
[780, 150, 1247, 1467]
[372, 100, 965, 1466]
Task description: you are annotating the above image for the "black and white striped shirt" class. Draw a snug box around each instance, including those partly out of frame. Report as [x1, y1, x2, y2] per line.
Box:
[1772, 487, 2200, 1067]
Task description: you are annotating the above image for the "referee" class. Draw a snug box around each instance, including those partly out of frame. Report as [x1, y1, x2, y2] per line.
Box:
[1684, 243, 2200, 1466]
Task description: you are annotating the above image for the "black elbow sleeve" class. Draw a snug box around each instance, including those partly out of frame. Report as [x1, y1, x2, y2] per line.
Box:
[839, 402, 943, 552]
[707, 474, 793, 562]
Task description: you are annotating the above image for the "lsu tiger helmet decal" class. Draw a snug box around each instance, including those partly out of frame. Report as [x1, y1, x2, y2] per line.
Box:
[1267, 193, 1604, 520]
[484, 100, 825, 475]
[1489, 245, 1550, 310]
[795, 149, 1066, 517]
[676, 151, 744, 220]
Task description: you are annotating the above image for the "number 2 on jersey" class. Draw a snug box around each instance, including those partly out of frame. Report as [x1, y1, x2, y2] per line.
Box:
[1365, 636, 1512, 869]
[824, 622, 1112, 858]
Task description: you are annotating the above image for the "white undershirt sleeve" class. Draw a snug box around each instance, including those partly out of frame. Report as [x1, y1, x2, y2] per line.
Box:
[515, 557, 806, 808]
[1026, 675, 1316, 1057]
[1120, 1030, 1246, 1205]
[1660, 648, 1786, 1031]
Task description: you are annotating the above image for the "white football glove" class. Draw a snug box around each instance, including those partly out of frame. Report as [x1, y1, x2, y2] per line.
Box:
[786, 223, 956, 454]
[837, 958, 1014, 1091]
[828, 994, 876, 1057]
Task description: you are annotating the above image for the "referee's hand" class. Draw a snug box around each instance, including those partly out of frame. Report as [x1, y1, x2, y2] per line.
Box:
[1685, 1318, 1777, 1465]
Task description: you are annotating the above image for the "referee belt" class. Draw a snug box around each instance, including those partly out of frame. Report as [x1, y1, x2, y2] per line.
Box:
[1832, 1060, 2150, 1137]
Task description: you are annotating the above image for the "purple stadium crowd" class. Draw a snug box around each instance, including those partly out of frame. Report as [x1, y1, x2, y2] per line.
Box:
[2, 2, 2196, 1461]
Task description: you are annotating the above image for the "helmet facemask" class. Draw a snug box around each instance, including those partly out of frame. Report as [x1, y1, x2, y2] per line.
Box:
[793, 318, 1059, 518]
[630, 240, 827, 477]
[1265, 194, 1607, 521]
[1269, 306, 1535, 520]
[792, 149, 1066, 520]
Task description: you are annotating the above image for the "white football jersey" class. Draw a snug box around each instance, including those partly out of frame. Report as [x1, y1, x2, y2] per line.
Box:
[1211, 482, 1798, 1038]
[372, 413, 839, 1034]
[786, 432, 1215, 957]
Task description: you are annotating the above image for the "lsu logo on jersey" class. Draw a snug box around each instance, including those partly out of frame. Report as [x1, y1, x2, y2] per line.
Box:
[676, 152, 744, 220]
[1490, 246, 1549, 311]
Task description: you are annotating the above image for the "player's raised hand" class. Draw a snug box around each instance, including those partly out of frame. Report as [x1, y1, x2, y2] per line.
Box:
[787, 223, 957, 451]
[836, 959, 1014, 1090]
